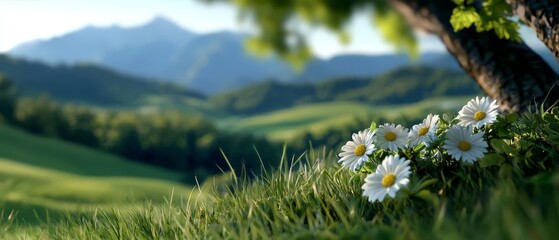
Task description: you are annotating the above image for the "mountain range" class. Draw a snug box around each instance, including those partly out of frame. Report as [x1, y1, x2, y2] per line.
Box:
[9, 17, 289, 94]
[0, 52, 479, 117]
[6, 17, 444, 94]
[9, 17, 559, 94]
[0, 54, 203, 106]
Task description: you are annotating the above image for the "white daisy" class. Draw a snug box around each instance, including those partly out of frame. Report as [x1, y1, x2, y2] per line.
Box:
[338, 128, 376, 171]
[375, 123, 408, 151]
[458, 96, 499, 128]
[362, 155, 411, 203]
[443, 125, 488, 163]
[409, 114, 439, 147]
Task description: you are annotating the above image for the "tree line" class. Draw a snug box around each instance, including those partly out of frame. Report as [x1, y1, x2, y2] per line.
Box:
[0, 74, 431, 183]
[0, 75, 283, 183]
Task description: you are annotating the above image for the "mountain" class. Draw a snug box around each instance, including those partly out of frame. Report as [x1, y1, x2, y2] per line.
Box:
[11, 17, 195, 65]
[0, 54, 204, 106]
[211, 66, 483, 115]
[295, 53, 444, 83]
[13, 17, 555, 95]
[8, 17, 449, 95]
[9, 17, 294, 94]
[157, 31, 294, 93]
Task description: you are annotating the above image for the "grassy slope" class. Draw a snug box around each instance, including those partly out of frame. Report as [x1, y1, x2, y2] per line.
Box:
[0, 124, 183, 180]
[222, 96, 472, 140]
[0, 125, 199, 225]
[0, 158, 196, 224]
[109, 94, 229, 120]
[13, 149, 558, 239]
[13, 109, 559, 239]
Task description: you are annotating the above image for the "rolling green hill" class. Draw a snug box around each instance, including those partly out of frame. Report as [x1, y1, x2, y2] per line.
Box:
[221, 96, 472, 141]
[0, 158, 196, 225]
[0, 124, 198, 225]
[0, 124, 184, 180]
[0, 54, 232, 118]
[212, 66, 482, 115]
[0, 54, 227, 115]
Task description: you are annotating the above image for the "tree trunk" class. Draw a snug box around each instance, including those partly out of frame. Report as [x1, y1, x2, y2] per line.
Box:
[389, 0, 559, 113]
[506, 0, 559, 61]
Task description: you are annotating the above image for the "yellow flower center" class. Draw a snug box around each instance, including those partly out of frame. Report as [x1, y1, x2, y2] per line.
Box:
[418, 126, 429, 136]
[354, 144, 367, 156]
[473, 111, 486, 121]
[381, 174, 396, 187]
[458, 141, 472, 151]
[384, 131, 397, 141]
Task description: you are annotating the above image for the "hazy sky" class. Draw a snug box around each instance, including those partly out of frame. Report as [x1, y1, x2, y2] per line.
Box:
[0, 0, 545, 58]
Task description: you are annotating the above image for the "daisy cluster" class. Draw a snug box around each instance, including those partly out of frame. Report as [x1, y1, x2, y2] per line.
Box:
[338, 96, 499, 203]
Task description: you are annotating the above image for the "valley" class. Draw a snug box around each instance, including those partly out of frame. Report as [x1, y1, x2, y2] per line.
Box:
[0, 124, 199, 226]
[0, 17, 486, 230]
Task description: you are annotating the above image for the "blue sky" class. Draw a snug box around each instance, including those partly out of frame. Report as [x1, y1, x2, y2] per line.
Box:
[0, 0, 545, 58]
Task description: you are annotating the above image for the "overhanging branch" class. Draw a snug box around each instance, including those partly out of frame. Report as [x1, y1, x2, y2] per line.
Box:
[389, 0, 559, 112]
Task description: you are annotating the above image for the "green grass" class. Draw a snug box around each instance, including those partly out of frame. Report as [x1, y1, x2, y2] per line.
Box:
[0, 124, 183, 180]
[2, 109, 559, 239]
[0, 158, 197, 225]
[222, 96, 472, 140]
[107, 95, 230, 120]
[0, 125, 201, 228]
[6, 149, 557, 239]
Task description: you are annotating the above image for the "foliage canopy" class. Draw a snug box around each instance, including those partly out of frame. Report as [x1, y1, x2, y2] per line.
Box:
[203, 0, 523, 65]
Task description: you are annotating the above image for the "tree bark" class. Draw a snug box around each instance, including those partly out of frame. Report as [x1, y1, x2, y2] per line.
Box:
[389, 0, 559, 113]
[506, 0, 559, 61]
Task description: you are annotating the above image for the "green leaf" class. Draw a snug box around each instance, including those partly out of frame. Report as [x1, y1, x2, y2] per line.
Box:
[517, 139, 531, 151]
[482, 0, 514, 16]
[413, 143, 425, 153]
[525, 150, 533, 159]
[417, 178, 438, 190]
[543, 112, 556, 123]
[505, 113, 518, 123]
[441, 114, 456, 125]
[370, 121, 377, 132]
[497, 128, 513, 139]
[450, 6, 481, 31]
[526, 173, 552, 184]
[498, 163, 513, 178]
[452, 0, 465, 5]
[372, 7, 418, 56]
[490, 19, 521, 41]
[490, 139, 516, 154]
[415, 190, 439, 206]
[479, 153, 505, 167]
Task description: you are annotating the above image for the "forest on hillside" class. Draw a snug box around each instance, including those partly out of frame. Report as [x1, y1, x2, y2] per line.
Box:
[0, 75, 284, 183]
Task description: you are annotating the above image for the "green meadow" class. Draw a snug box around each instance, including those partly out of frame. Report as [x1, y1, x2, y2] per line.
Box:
[108, 94, 229, 120]
[223, 96, 471, 140]
[1, 0, 556, 236]
[2, 96, 558, 239]
[0, 125, 200, 228]
[0, 125, 185, 180]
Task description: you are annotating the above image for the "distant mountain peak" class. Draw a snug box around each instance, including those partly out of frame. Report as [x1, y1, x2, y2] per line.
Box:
[143, 16, 181, 29]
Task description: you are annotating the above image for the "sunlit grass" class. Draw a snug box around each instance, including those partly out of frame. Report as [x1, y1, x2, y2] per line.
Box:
[108, 95, 229, 119]
[2, 101, 559, 239]
[0, 158, 197, 226]
[0, 125, 183, 180]
[4, 145, 557, 239]
[0, 124, 201, 229]
[224, 96, 472, 140]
